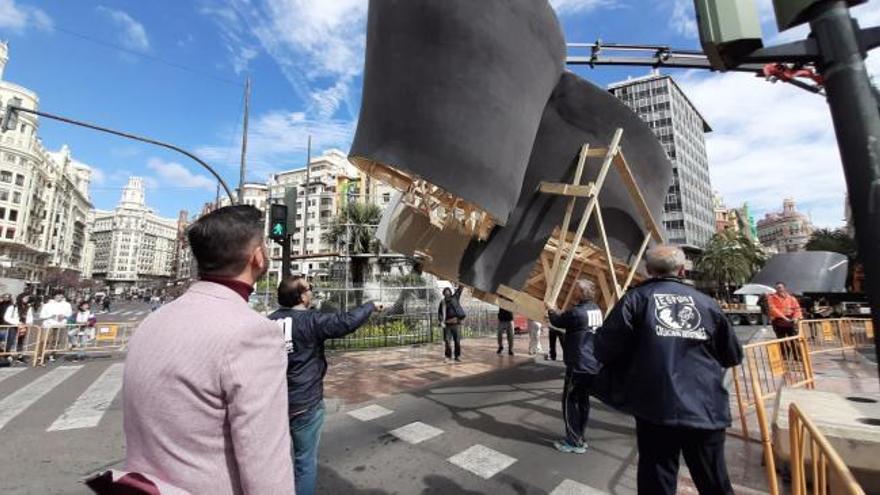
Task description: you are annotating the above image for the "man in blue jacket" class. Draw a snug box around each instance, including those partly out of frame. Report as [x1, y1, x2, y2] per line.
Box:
[595, 245, 743, 495]
[546, 279, 604, 454]
[269, 276, 377, 495]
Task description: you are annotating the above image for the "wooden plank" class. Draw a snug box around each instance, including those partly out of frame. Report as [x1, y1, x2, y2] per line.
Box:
[497, 285, 547, 321]
[562, 257, 587, 309]
[595, 271, 613, 311]
[547, 128, 624, 304]
[594, 204, 622, 299]
[622, 234, 651, 292]
[613, 152, 664, 243]
[538, 182, 595, 198]
[546, 143, 590, 303]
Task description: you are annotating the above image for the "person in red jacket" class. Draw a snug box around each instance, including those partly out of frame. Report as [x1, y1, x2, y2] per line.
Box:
[766, 282, 802, 339]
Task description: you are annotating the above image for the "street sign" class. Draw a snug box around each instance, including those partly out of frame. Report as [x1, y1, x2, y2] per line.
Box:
[269, 204, 288, 243]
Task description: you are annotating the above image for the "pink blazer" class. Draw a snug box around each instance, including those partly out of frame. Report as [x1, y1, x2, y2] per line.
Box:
[123, 282, 294, 494]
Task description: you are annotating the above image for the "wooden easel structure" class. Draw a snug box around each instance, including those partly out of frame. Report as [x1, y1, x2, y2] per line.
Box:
[478, 128, 665, 321]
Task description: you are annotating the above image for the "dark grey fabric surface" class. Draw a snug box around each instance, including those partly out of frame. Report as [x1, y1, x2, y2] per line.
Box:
[349, 0, 566, 225]
[751, 251, 848, 295]
[459, 72, 673, 294]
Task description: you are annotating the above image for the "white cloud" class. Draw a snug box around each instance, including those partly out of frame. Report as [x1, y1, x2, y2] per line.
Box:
[98, 6, 150, 51]
[679, 71, 849, 228]
[90, 167, 106, 185]
[146, 158, 215, 191]
[668, 0, 698, 38]
[550, 0, 624, 14]
[0, 0, 52, 32]
[206, 0, 367, 118]
[196, 110, 356, 179]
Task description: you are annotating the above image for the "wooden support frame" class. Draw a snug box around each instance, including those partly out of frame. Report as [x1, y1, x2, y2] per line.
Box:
[546, 143, 590, 304]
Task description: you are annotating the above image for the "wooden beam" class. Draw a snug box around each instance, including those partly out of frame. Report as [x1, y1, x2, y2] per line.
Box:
[538, 182, 595, 198]
[595, 271, 613, 311]
[498, 285, 547, 321]
[546, 143, 590, 303]
[594, 204, 622, 299]
[547, 128, 624, 305]
[562, 257, 587, 309]
[612, 152, 664, 243]
[622, 233, 651, 292]
[540, 254, 552, 280]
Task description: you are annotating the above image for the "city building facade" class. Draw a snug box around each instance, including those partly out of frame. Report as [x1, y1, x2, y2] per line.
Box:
[89, 177, 178, 294]
[713, 194, 758, 242]
[0, 42, 93, 283]
[757, 198, 815, 253]
[609, 71, 716, 249]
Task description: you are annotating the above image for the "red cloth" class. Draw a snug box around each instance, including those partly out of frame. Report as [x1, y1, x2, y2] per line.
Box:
[198, 276, 253, 301]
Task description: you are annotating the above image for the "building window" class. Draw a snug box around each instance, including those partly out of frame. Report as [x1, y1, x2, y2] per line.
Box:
[0, 171, 11, 183]
[8, 210, 17, 222]
[12, 192, 20, 204]
[5, 228, 14, 239]
[14, 174, 24, 186]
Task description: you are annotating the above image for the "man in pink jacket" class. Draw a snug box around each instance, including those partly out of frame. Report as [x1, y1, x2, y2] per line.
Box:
[121, 205, 294, 494]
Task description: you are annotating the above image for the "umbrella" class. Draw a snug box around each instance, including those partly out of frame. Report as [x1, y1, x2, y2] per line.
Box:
[734, 284, 776, 296]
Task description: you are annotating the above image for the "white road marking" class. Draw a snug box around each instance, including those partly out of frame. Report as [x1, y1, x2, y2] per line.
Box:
[119, 310, 134, 316]
[133, 310, 146, 317]
[48, 363, 124, 431]
[347, 405, 393, 422]
[447, 444, 517, 479]
[550, 479, 609, 495]
[0, 368, 23, 384]
[0, 366, 82, 430]
[389, 421, 444, 445]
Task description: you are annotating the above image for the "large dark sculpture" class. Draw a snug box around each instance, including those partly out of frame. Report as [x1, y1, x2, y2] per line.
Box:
[751, 251, 849, 295]
[458, 72, 674, 295]
[349, 0, 566, 227]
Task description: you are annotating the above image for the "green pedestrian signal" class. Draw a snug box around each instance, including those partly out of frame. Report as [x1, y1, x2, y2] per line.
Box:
[269, 204, 288, 243]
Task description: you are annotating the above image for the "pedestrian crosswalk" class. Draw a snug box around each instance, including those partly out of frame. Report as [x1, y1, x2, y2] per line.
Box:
[345, 403, 609, 493]
[0, 364, 122, 433]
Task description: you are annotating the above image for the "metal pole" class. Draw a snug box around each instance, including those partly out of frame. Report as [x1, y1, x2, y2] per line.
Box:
[238, 77, 251, 202]
[10, 106, 236, 203]
[301, 135, 311, 258]
[809, 0, 880, 381]
[281, 233, 291, 278]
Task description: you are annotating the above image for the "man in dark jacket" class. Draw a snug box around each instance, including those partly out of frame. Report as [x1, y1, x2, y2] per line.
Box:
[269, 276, 377, 495]
[546, 279, 603, 454]
[438, 285, 465, 362]
[497, 308, 514, 355]
[595, 245, 743, 495]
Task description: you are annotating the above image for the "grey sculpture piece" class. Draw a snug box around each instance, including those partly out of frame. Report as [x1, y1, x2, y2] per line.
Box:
[349, 0, 566, 225]
[751, 251, 849, 295]
[458, 72, 674, 294]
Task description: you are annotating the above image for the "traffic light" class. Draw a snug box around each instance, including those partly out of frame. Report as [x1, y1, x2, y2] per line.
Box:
[693, 0, 763, 70]
[1, 97, 22, 133]
[771, 0, 865, 30]
[283, 186, 297, 234]
[269, 204, 288, 243]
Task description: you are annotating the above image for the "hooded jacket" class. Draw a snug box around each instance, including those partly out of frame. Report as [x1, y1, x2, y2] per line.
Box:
[595, 278, 743, 430]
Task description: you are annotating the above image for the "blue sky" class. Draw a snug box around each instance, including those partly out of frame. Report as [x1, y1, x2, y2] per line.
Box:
[1, 0, 877, 227]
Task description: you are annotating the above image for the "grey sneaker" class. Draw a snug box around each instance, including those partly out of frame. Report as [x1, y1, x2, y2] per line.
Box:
[554, 440, 587, 454]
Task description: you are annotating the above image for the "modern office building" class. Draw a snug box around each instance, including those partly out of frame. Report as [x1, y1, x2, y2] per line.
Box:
[609, 71, 716, 249]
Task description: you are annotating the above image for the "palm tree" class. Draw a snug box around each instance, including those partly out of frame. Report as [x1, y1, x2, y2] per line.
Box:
[697, 231, 767, 298]
[323, 201, 383, 288]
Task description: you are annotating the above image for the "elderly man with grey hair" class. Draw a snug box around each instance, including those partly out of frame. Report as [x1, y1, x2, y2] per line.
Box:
[545, 278, 604, 454]
[595, 244, 742, 495]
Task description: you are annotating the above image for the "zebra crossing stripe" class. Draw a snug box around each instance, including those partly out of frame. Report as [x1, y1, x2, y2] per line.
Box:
[0, 366, 82, 430]
[119, 310, 134, 316]
[48, 363, 124, 432]
[550, 479, 608, 495]
[0, 368, 23, 384]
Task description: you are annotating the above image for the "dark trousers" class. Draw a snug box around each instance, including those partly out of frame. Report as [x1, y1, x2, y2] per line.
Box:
[443, 324, 461, 359]
[635, 419, 734, 495]
[548, 328, 563, 360]
[771, 318, 797, 339]
[497, 321, 513, 350]
[562, 369, 593, 447]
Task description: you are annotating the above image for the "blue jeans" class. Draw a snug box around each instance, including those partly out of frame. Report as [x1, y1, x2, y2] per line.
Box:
[289, 401, 325, 495]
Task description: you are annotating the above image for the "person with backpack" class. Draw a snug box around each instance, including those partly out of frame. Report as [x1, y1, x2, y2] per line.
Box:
[438, 285, 466, 362]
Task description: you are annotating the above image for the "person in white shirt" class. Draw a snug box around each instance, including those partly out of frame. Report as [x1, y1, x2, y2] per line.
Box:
[39, 291, 73, 361]
[73, 301, 97, 347]
[528, 319, 544, 355]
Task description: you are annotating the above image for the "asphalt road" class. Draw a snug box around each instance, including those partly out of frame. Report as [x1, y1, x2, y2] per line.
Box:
[93, 301, 154, 324]
[0, 326, 767, 494]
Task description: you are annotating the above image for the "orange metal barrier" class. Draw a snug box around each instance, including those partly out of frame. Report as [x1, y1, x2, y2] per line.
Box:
[799, 318, 874, 356]
[731, 334, 815, 442]
[789, 402, 866, 495]
[0, 325, 44, 367]
[37, 323, 136, 365]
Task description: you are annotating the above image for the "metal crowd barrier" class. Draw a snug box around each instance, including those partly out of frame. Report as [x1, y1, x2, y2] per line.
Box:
[0, 324, 43, 366]
[37, 323, 136, 365]
[799, 318, 874, 357]
[789, 402, 866, 495]
[731, 334, 815, 443]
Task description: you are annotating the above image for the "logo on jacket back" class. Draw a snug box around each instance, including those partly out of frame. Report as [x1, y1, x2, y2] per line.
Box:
[653, 294, 707, 340]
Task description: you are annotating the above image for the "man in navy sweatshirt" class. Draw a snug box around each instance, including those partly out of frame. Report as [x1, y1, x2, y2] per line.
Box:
[269, 276, 377, 495]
